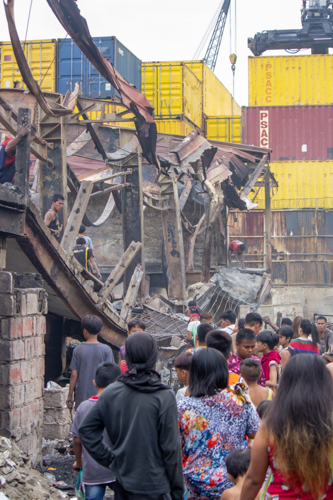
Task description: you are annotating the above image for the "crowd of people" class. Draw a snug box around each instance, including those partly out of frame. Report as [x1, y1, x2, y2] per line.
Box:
[66, 308, 333, 500]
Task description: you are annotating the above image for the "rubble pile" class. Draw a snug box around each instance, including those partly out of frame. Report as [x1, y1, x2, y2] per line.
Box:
[0, 436, 71, 500]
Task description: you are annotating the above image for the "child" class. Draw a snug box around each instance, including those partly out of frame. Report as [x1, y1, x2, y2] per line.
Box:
[256, 330, 281, 390]
[71, 362, 121, 499]
[221, 449, 251, 500]
[174, 352, 192, 402]
[119, 319, 146, 374]
[206, 330, 241, 386]
[278, 325, 294, 371]
[228, 328, 267, 386]
[187, 323, 214, 354]
[240, 359, 274, 408]
[187, 313, 201, 345]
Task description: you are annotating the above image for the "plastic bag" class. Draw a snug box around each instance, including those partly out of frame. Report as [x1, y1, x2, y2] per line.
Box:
[75, 470, 85, 500]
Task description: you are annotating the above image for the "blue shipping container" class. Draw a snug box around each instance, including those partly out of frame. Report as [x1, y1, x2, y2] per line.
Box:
[57, 36, 141, 98]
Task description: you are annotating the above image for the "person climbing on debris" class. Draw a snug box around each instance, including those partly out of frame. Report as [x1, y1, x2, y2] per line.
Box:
[73, 237, 102, 279]
[0, 125, 36, 185]
[228, 240, 246, 268]
[44, 193, 64, 243]
[74, 224, 94, 251]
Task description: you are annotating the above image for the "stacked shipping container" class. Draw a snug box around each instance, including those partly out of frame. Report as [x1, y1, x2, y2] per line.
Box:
[243, 54, 333, 209]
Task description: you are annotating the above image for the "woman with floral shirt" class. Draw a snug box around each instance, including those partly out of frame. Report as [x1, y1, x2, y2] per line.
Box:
[177, 348, 260, 500]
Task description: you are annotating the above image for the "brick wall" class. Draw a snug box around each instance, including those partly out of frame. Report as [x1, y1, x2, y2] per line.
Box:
[0, 272, 47, 466]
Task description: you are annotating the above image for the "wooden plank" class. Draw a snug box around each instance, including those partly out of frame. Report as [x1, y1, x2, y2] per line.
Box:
[120, 264, 144, 322]
[97, 241, 142, 306]
[60, 180, 93, 253]
[0, 237, 7, 270]
[241, 155, 268, 197]
[15, 107, 31, 196]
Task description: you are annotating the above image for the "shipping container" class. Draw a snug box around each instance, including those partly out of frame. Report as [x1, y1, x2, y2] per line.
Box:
[142, 63, 203, 127]
[243, 105, 333, 161]
[57, 37, 141, 99]
[249, 55, 333, 107]
[254, 161, 333, 210]
[77, 101, 136, 129]
[154, 117, 195, 136]
[205, 116, 242, 143]
[142, 60, 241, 127]
[0, 39, 56, 92]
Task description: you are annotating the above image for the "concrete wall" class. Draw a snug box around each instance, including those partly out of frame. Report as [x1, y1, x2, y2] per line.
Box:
[0, 272, 47, 466]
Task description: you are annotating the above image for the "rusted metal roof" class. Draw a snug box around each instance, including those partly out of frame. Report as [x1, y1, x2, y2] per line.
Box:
[132, 305, 188, 337]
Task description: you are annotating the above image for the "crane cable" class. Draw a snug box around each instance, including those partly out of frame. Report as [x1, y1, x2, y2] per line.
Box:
[24, 0, 34, 43]
[193, 0, 224, 60]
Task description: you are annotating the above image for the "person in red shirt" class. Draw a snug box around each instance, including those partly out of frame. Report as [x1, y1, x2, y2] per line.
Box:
[228, 240, 246, 268]
[0, 125, 35, 184]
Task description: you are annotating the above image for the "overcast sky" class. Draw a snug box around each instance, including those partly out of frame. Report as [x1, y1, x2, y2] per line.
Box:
[0, 0, 313, 106]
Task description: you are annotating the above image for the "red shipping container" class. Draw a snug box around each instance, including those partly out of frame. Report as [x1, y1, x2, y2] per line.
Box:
[242, 105, 333, 161]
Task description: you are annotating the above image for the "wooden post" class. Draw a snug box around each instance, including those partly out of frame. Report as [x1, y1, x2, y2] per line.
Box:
[15, 107, 31, 196]
[265, 165, 272, 271]
[120, 264, 144, 322]
[201, 195, 213, 283]
[0, 237, 6, 270]
[60, 180, 93, 252]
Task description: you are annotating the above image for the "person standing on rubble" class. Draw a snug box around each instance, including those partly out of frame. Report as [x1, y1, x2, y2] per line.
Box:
[228, 240, 246, 268]
[44, 194, 64, 243]
[0, 125, 35, 184]
[73, 237, 102, 279]
[78, 331, 184, 500]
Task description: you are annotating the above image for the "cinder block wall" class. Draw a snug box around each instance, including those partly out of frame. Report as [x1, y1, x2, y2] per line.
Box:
[0, 272, 47, 466]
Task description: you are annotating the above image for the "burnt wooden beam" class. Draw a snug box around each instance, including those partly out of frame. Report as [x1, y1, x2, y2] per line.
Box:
[76, 100, 107, 160]
[120, 264, 144, 322]
[61, 180, 93, 253]
[15, 107, 31, 197]
[241, 155, 268, 197]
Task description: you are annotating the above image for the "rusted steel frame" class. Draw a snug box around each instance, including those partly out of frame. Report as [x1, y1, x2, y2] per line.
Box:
[4, 1, 76, 118]
[15, 108, 31, 197]
[186, 214, 206, 271]
[241, 155, 268, 197]
[0, 203, 25, 236]
[179, 178, 193, 210]
[76, 100, 107, 160]
[120, 264, 144, 322]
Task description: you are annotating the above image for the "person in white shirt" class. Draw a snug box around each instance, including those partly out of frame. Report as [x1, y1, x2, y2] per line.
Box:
[220, 309, 236, 335]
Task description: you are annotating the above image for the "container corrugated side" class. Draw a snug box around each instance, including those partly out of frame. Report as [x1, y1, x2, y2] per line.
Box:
[249, 55, 333, 107]
[142, 63, 202, 126]
[254, 161, 333, 209]
[57, 36, 141, 99]
[205, 116, 242, 143]
[76, 101, 135, 129]
[0, 39, 56, 92]
[243, 105, 333, 161]
[154, 117, 194, 136]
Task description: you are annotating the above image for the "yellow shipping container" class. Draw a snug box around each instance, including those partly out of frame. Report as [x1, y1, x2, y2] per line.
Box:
[249, 54, 333, 107]
[155, 118, 194, 136]
[75, 101, 136, 130]
[0, 39, 56, 93]
[142, 63, 203, 127]
[205, 116, 242, 143]
[254, 161, 333, 209]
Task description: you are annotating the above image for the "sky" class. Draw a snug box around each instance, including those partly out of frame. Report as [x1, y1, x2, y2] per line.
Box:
[0, 0, 311, 106]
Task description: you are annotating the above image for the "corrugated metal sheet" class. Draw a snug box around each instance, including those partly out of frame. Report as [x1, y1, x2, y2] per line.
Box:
[0, 39, 56, 92]
[205, 116, 242, 143]
[142, 63, 203, 127]
[254, 161, 333, 210]
[243, 105, 333, 161]
[229, 210, 265, 268]
[249, 55, 333, 107]
[57, 37, 142, 98]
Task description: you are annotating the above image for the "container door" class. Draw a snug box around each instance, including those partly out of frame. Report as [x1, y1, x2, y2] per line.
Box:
[57, 39, 84, 95]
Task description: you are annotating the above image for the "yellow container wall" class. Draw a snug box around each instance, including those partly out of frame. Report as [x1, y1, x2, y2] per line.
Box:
[155, 118, 194, 136]
[142, 63, 202, 126]
[76, 102, 135, 130]
[254, 161, 333, 209]
[0, 40, 56, 93]
[205, 116, 242, 143]
[249, 55, 333, 107]
[202, 64, 241, 116]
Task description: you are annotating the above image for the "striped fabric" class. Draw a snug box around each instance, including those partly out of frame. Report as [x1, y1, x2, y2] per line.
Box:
[290, 337, 320, 355]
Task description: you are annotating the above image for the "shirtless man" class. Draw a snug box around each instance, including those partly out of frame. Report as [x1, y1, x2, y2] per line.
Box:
[44, 194, 64, 242]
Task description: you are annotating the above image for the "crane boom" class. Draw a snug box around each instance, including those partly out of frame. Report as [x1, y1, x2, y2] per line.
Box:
[204, 0, 231, 72]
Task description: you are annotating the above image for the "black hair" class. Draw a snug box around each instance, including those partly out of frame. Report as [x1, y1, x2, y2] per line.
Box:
[76, 237, 86, 246]
[257, 330, 279, 350]
[95, 362, 121, 388]
[81, 315, 103, 335]
[197, 323, 214, 344]
[189, 348, 229, 397]
[281, 317, 292, 327]
[52, 194, 64, 203]
[245, 312, 263, 327]
[174, 352, 192, 371]
[226, 449, 251, 479]
[317, 316, 327, 323]
[300, 319, 320, 346]
[220, 309, 236, 325]
[127, 318, 146, 331]
[188, 300, 197, 307]
[239, 244, 246, 252]
[278, 326, 294, 342]
[236, 328, 256, 345]
[79, 224, 86, 234]
[237, 318, 246, 330]
[206, 330, 232, 359]
[257, 400, 272, 419]
[240, 358, 261, 382]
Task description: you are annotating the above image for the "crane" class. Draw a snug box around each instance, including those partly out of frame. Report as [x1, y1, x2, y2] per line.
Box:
[203, 0, 231, 72]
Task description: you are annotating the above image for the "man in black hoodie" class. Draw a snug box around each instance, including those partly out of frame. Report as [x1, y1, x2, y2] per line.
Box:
[78, 331, 184, 500]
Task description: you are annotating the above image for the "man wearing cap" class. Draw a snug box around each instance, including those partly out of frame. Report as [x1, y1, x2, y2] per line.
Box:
[228, 240, 246, 268]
